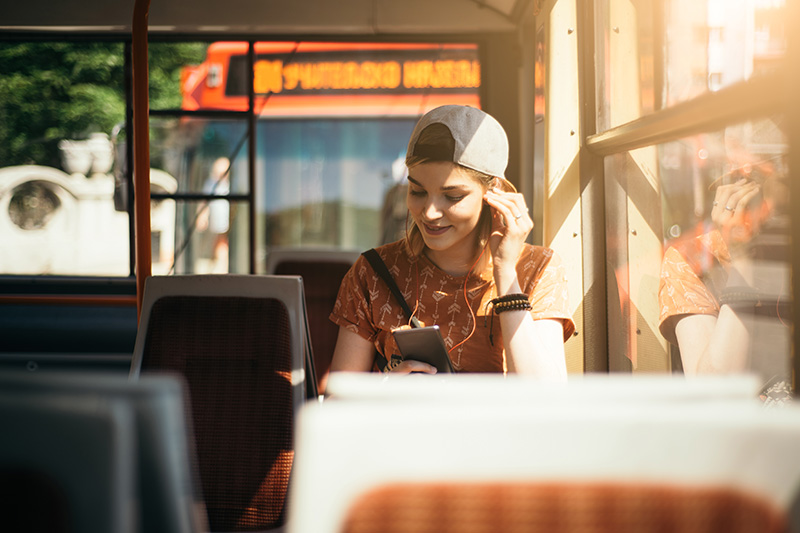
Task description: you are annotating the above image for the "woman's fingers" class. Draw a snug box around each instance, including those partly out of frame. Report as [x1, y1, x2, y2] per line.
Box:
[484, 189, 533, 274]
[711, 179, 762, 248]
[712, 179, 758, 224]
[716, 180, 757, 209]
[391, 359, 437, 374]
[485, 189, 531, 230]
[733, 183, 761, 213]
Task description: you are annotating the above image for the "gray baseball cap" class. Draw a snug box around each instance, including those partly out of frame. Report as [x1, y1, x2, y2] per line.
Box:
[406, 105, 509, 178]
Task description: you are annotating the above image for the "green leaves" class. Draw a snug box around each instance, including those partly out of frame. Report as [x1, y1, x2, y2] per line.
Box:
[0, 40, 206, 169]
[0, 42, 124, 168]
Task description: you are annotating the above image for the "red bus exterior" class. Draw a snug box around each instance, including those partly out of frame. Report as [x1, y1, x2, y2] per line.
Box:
[181, 42, 481, 116]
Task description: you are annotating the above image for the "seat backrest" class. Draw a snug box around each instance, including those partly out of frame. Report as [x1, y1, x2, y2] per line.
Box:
[265, 248, 360, 393]
[131, 274, 311, 531]
[288, 374, 800, 533]
[340, 482, 786, 533]
[0, 370, 206, 533]
[324, 372, 762, 404]
[0, 383, 135, 533]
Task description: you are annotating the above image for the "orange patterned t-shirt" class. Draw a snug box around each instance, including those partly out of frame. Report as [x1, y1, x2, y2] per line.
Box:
[658, 230, 731, 346]
[330, 241, 574, 373]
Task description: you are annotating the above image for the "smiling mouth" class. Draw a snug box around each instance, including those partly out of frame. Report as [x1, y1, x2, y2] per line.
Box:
[423, 224, 450, 236]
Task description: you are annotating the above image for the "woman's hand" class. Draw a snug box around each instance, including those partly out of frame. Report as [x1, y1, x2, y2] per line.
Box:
[711, 178, 761, 253]
[388, 359, 437, 374]
[483, 187, 533, 290]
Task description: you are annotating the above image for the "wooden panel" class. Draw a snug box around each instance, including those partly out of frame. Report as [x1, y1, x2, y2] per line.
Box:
[545, 0, 583, 372]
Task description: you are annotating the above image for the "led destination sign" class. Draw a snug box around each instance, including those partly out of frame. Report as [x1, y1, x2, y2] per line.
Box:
[226, 49, 480, 96]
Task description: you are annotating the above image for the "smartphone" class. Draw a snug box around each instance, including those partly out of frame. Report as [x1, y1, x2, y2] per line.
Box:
[392, 325, 454, 373]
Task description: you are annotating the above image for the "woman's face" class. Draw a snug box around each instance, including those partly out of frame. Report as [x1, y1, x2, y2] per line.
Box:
[406, 161, 487, 254]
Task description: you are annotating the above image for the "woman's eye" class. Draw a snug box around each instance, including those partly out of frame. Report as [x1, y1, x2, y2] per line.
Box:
[409, 189, 426, 197]
[446, 195, 465, 202]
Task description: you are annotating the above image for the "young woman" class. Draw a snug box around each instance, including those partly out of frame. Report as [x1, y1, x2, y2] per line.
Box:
[329, 105, 574, 380]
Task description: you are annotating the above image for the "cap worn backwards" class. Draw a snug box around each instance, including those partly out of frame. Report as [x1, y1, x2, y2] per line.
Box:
[406, 105, 509, 178]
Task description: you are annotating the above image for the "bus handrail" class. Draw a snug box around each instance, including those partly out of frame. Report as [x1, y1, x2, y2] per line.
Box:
[132, 0, 152, 321]
[0, 295, 137, 307]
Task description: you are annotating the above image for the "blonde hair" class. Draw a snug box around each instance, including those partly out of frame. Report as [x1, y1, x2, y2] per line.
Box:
[404, 123, 516, 259]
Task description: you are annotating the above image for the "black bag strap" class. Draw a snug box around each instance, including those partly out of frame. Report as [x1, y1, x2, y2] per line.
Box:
[299, 284, 319, 400]
[362, 249, 421, 328]
[362, 249, 420, 373]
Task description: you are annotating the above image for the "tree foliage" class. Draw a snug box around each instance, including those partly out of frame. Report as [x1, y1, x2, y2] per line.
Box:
[0, 40, 207, 169]
[149, 42, 207, 110]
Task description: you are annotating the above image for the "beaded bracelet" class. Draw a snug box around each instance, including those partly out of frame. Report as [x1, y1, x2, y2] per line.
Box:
[490, 293, 533, 314]
[484, 293, 533, 346]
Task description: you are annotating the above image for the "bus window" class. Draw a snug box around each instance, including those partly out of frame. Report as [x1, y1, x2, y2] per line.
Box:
[0, 41, 129, 276]
[660, 119, 789, 391]
[258, 118, 415, 251]
[596, 0, 786, 130]
[582, 0, 792, 385]
[148, 116, 249, 274]
[604, 117, 790, 399]
[152, 41, 482, 274]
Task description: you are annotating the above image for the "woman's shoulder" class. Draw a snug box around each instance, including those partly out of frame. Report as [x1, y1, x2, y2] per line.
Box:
[370, 240, 418, 268]
[518, 243, 559, 266]
[515, 244, 567, 288]
[353, 240, 415, 276]
[372, 239, 409, 258]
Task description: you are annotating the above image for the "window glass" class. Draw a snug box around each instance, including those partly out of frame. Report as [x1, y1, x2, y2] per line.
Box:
[258, 118, 416, 252]
[250, 41, 482, 265]
[149, 40, 481, 274]
[149, 42, 213, 111]
[595, 0, 659, 129]
[148, 116, 249, 275]
[149, 116, 249, 195]
[164, 200, 250, 275]
[605, 117, 790, 402]
[597, 0, 786, 129]
[0, 41, 128, 276]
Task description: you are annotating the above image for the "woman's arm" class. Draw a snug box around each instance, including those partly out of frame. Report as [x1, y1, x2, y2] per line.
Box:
[502, 314, 567, 379]
[484, 186, 567, 381]
[329, 326, 437, 374]
[494, 276, 567, 381]
[674, 309, 749, 375]
[329, 327, 378, 373]
[672, 179, 762, 375]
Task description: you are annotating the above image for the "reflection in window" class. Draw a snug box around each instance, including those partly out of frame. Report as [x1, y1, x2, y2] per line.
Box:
[605, 117, 791, 405]
[611, 117, 791, 403]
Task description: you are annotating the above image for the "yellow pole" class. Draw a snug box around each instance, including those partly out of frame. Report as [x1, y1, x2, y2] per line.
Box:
[132, 0, 152, 320]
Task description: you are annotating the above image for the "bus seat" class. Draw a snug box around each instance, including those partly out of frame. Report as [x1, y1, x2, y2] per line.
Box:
[288, 373, 800, 533]
[0, 371, 206, 533]
[340, 482, 785, 533]
[131, 274, 316, 532]
[0, 277, 138, 373]
[0, 375, 136, 533]
[265, 248, 360, 394]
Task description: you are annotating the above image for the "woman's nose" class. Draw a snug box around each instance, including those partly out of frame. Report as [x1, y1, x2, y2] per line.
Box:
[423, 199, 443, 219]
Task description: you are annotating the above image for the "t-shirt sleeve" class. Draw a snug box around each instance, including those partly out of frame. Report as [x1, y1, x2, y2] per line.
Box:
[658, 245, 720, 345]
[329, 256, 379, 342]
[524, 248, 575, 342]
